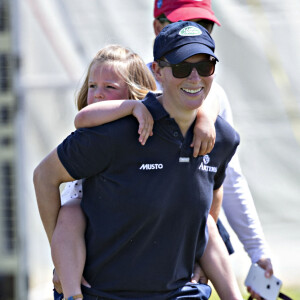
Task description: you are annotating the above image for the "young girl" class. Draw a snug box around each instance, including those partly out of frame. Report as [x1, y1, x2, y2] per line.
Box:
[48, 43, 226, 300]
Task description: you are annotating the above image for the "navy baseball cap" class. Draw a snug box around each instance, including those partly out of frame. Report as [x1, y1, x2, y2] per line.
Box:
[153, 21, 218, 64]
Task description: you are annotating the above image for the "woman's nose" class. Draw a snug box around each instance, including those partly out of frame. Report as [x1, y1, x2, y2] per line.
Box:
[188, 68, 201, 81]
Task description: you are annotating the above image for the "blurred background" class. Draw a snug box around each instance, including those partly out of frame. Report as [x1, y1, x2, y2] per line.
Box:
[0, 0, 300, 299]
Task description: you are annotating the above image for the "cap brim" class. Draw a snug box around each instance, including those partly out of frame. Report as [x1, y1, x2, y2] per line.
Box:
[164, 43, 218, 64]
[165, 7, 221, 26]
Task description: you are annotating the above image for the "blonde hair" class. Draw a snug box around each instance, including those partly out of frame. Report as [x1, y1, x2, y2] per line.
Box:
[76, 45, 157, 111]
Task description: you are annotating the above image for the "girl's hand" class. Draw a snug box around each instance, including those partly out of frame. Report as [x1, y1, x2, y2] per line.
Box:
[132, 102, 154, 145]
[191, 112, 216, 157]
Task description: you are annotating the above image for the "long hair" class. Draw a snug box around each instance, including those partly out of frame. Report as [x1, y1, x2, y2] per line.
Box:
[76, 45, 156, 111]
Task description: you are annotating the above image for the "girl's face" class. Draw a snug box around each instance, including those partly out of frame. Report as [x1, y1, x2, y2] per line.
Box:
[87, 62, 129, 105]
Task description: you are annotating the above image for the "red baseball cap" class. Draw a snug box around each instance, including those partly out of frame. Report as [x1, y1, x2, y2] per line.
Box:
[154, 0, 221, 26]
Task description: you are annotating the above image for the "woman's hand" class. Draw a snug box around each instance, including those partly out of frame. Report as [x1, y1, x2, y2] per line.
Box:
[53, 269, 63, 294]
[132, 102, 154, 145]
[52, 269, 91, 295]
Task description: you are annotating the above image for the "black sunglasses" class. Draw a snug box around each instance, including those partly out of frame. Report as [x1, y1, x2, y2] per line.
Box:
[193, 20, 215, 33]
[157, 15, 214, 32]
[158, 59, 216, 78]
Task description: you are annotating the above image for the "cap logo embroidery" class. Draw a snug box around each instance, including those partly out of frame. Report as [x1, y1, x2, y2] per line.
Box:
[179, 26, 202, 36]
[157, 0, 162, 9]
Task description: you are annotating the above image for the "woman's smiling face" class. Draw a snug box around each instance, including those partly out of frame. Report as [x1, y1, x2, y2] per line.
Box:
[156, 54, 214, 113]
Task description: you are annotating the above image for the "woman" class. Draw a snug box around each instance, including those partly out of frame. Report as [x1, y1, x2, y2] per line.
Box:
[34, 21, 241, 300]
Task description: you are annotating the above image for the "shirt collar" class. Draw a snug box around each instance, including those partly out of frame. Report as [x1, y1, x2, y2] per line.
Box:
[142, 92, 169, 121]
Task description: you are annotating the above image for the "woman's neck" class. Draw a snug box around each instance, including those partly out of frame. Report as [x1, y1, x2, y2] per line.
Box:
[157, 95, 198, 137]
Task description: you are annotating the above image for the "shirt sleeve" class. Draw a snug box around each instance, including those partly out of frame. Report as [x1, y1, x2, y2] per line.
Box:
[61, 179, 83, 206]
[213, 81, 234, 127]
[57, 126, 113, 179]
[213, 118, 240, 190]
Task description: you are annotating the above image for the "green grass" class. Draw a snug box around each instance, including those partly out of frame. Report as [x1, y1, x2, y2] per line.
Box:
[280, 288, 300, 299]
[209, 286, 300, 299]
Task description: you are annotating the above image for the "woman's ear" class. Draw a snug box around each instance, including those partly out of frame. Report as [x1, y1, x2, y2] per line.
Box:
[153, 19, 165, 36]
[152, 61, 163, 83]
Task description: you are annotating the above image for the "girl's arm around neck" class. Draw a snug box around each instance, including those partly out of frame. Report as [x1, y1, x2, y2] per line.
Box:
[75, 100, 136, 128]
[75, 100, 154, 145]
[191, 95, 220, 157]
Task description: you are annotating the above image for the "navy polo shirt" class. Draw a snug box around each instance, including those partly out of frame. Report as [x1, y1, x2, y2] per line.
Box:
[57, 92, 240, 299]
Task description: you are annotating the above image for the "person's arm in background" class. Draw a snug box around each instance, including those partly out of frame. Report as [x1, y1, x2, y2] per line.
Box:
[75, 100, 153, 145]
[223, 154, 272, 271]
[223, 155, 273, 300]
[214, 82, 273, 299]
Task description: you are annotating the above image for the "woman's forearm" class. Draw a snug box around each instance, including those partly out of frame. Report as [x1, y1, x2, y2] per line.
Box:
[210, 186, 223, 222]
[33, 148, 74, 243]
